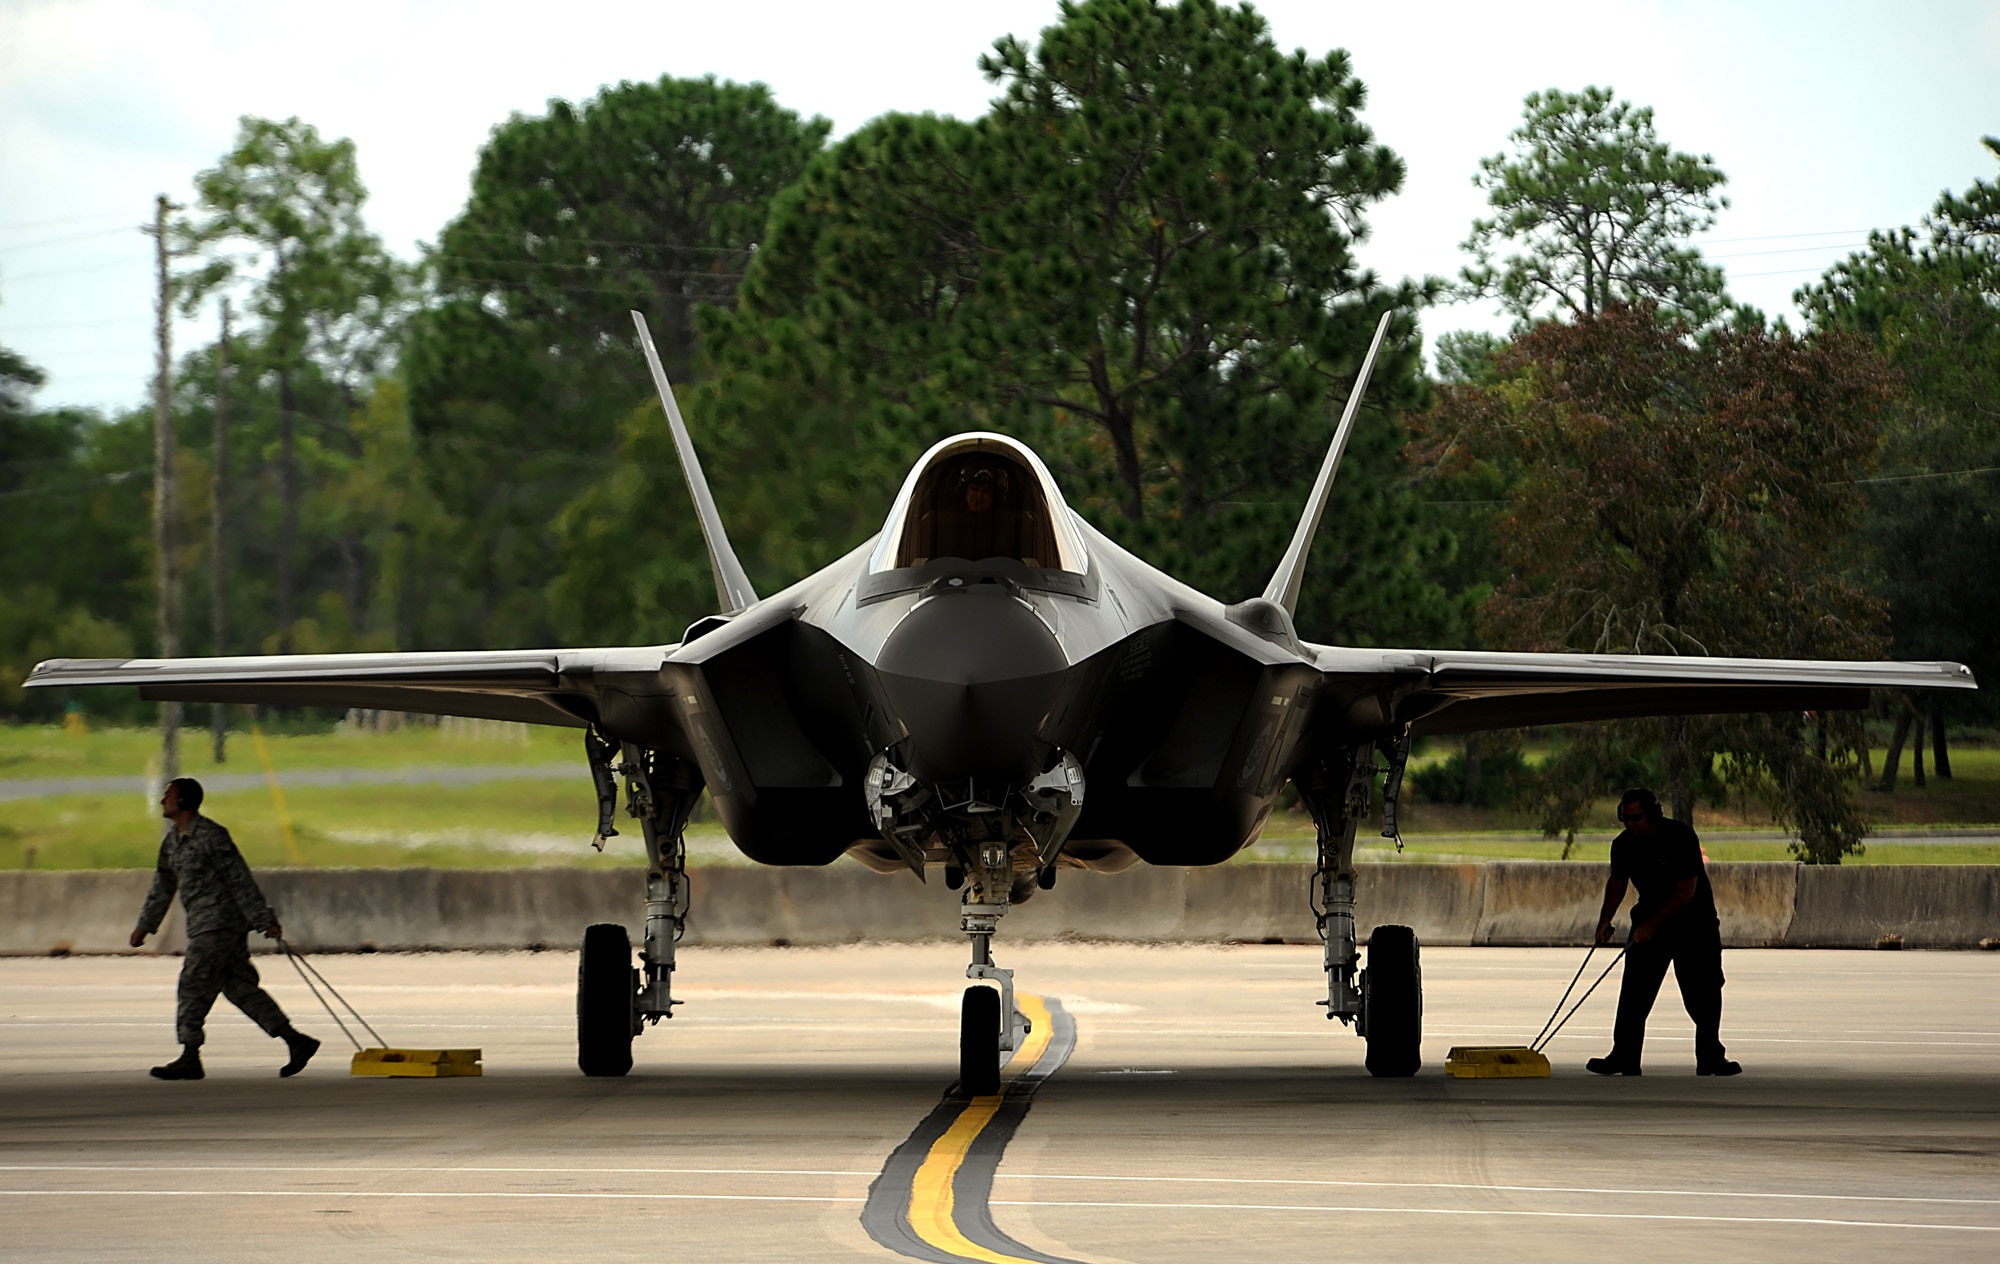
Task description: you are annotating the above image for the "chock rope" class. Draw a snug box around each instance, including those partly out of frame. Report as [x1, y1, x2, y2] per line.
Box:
[277, 938, 385, 1052]
[1529, 943, 1601, 1050]
[1530, 943, 1627, 1055]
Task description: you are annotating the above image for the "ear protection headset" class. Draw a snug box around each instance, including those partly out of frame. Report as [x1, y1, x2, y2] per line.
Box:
[1618, 787, 1661, 821]
[167, 776, 205, 813]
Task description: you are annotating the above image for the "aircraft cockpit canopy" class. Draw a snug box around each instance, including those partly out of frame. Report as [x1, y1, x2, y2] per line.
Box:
[868, 434, 1088, 575]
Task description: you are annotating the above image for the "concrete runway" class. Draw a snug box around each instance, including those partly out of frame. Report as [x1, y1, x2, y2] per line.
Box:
[1, 943, 1996, 1262]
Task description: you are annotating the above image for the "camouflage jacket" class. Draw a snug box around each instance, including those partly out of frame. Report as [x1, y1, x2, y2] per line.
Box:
[136, 814, 278, 938]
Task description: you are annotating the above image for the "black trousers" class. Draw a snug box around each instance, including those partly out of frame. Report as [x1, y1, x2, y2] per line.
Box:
[1610, 919, 1726, 1067]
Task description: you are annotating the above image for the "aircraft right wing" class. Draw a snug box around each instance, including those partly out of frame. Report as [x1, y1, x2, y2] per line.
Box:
[1308, 645, 1976, 736]
[21, 646, 679, 729]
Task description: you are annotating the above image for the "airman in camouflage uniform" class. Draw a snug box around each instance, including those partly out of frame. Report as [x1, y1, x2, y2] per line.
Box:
[130, 777, 319, 1080]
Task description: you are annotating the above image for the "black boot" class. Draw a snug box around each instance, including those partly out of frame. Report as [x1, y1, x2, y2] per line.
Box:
[1585, 1055, 1642, 1076]
[279, 1028, 320, 1078]
[150, 1047, 204, 1080]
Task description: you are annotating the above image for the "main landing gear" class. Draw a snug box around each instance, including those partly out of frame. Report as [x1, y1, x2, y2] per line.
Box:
[1300, 735, 1422, 1077]
[577, 736, 699, 1077]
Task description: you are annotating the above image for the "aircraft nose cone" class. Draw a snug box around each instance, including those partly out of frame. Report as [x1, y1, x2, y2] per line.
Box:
[874, 583, 1067, 782]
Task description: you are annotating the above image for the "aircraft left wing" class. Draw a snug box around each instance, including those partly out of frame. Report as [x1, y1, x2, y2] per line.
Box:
[21, 646, 677, 729]
[1308, 645, 1976, 736]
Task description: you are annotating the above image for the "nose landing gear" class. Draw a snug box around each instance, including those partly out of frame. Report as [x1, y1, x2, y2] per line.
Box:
[959, 842, 1030, 1096]
[863, 748, 1084, 1093]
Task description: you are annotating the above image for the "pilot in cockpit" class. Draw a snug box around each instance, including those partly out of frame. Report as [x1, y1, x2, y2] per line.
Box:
[963, 468, 996, 513]
[900, 454, 1056, 568]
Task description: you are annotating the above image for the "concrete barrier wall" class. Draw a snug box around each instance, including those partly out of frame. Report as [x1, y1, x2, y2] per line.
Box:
[1, 862, 1993, 955]
[1789, 864, 2000, 948]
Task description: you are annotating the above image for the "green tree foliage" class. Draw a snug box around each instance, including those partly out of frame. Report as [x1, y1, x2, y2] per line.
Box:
[174, 116, 407, 652]
[1431, 330, 1507, 386]
[1412, 304, 1895, 860]
[0, 344, 146, 717]
[1798, 137, 2000, 722]
[1463, 87, 1731, 329]
[152, 322, 448, 667]
[1408, 329, 1512, 644]
[623, 0, 1450, 647]
[408, 76, 828, 648]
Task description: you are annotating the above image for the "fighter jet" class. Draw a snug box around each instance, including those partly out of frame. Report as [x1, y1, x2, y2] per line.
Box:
[26, 312, 1975, 1089]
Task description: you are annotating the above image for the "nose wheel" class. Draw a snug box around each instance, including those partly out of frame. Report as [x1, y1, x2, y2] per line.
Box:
[959, 985, 1003, 1095]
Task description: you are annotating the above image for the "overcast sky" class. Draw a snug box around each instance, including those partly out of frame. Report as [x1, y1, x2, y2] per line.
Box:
[2, 0, 1996, 414]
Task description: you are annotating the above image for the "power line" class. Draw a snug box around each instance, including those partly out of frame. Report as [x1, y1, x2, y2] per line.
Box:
[1, 226, 139, 251]
[1703, 227, 1875, 245]
[0, 469, 145, 501]
[0, 211, 133, 233]
[439, 228, 758, 253]
[4, 254, 151, 284]
[1727, 264, 1843, 280]
[443, 254, 747, 273]
[1854, 464, 2000, 486]
[0, 317, 156, 335]
[1709, 240, 1869, 262]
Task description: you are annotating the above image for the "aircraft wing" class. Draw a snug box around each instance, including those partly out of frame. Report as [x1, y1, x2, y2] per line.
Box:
[1308, 645, 1976, 736]
[21, 646, 677, 729]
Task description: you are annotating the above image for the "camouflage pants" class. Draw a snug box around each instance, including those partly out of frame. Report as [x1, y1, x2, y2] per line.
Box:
[176, 933, 290, 1048]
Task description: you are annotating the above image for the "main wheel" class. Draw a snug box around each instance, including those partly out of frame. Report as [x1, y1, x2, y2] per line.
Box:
[1362, 924, 1422, 1078]
[959, 985, 1002, 1096]
[577, 922, 637, 1077]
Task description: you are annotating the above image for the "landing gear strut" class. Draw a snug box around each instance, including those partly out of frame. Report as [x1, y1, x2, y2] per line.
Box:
[1301, 736, 1422, 1077]
[576, 736, 700, 1077]
[864, 746, 1080, 1095]
[959, 840, 1030, 1096]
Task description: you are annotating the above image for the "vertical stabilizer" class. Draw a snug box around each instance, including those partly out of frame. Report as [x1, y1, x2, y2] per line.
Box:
[1260, 311, 1395, 616]
[630, 311, 758, 614]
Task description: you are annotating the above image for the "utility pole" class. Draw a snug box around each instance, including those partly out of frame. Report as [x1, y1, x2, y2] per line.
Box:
[210, 297, 231, 764]
[149, 193, 182, 783]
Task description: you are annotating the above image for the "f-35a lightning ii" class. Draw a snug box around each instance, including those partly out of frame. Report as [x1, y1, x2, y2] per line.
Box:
[27, 312, 1975, 1088]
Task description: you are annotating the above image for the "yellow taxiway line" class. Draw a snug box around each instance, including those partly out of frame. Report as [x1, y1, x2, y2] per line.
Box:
[905, 992, 1057, 1264]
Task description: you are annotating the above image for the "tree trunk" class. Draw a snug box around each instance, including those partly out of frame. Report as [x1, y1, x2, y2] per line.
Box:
[150, 194, 181, 782]
[1877, 704, 1912, 792]
[1461, 735, 1483, 805]
[277, 368, 297, 653]
[1088, 343, 1145, 523]
[1664, 715, 1695, 824]
[341, 532, 366, 632]
[1911, 698, 1926, 788]
[1931, 697, 1952, 779]
[1104, 411, 1144, 523]
[210, 298, 231, 764]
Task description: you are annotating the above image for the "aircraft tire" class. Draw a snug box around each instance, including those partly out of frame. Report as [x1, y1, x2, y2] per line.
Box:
[1363, 924, 1422, 1078]
[959, 985, 1002, 1096]
[577, 922, 636, 1077]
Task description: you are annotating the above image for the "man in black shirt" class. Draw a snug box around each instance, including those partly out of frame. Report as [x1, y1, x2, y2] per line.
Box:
[1586, 787, 1741, 1077]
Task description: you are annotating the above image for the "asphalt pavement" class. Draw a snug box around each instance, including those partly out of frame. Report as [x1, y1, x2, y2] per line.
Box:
[1, 943, 1995, 1262]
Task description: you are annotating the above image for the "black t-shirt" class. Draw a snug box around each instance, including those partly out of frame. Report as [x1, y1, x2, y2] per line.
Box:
[1609, 816, 1718, 929]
